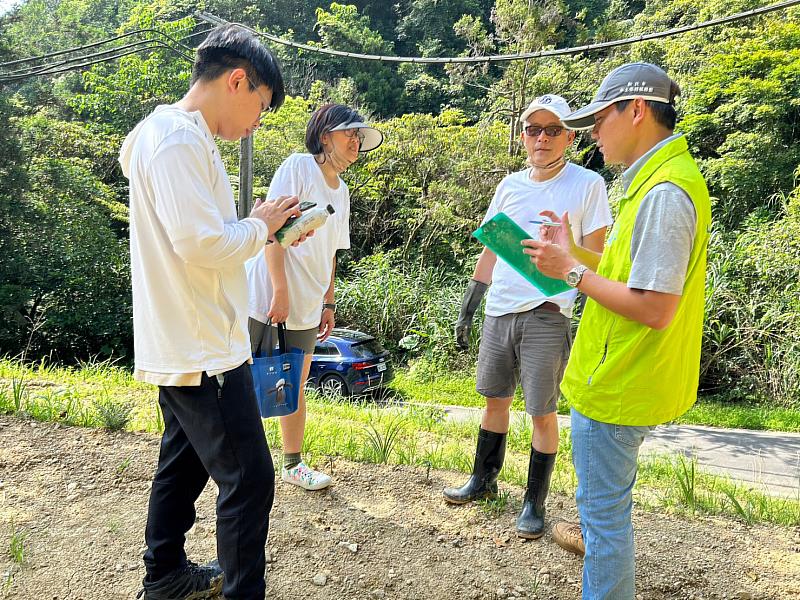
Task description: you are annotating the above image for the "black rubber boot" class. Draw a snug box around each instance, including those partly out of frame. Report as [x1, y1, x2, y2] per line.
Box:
[443, 428, 507, 504]
[515, 448, 556, 539]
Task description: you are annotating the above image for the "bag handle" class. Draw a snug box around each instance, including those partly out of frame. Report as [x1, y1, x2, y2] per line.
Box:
[261, 319, 288, 357]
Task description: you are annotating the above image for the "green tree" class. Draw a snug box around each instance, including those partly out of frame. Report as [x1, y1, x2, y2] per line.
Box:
[312, 3, 403, 116]
[67, 8, 193, 135]
[397, 0, 492, 58]
[0, 112, 131, 360]
[343, 110, 519, 269]
[623, 0, 800, 228]
[0, 44, 30, 352]
[701, 178, 800, 407]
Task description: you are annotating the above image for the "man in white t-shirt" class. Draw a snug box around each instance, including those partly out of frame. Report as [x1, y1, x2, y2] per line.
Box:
[445, 95, 612, 540]
[119, 25, 302, 600]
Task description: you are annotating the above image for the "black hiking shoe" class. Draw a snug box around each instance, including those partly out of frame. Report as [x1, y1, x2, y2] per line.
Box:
[137, 560, 224, 600]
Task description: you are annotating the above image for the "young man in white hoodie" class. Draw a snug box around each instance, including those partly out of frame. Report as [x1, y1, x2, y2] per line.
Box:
[119, 25, 300, 600]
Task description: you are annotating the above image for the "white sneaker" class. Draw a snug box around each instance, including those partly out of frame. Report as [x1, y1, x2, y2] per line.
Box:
[281, 461, 332, 491]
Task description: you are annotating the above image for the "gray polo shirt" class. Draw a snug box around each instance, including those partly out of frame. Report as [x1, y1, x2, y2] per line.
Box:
[622, 134, 698, 295]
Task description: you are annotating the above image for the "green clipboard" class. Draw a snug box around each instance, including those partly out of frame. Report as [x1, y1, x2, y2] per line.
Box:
[473, 212, 571, 297]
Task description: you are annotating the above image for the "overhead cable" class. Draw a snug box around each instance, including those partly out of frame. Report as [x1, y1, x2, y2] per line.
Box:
[0, 26, 212, 83]
[0, 42, 192, 82]
[0, 27, 196, 68]
[198, 0, 800, 64]
[1, 39, 191, 79]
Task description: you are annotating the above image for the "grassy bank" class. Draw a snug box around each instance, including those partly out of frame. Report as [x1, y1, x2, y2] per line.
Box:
[390, 365, 800, 433]
[1, 357, 797, 526]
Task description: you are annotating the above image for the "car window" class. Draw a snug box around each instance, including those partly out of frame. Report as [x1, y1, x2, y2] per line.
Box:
[350, 339, 386, 358]
[314, 341, 340, 356]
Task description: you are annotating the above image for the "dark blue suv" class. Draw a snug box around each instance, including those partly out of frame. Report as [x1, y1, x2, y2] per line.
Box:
[307, 328, 394, 396]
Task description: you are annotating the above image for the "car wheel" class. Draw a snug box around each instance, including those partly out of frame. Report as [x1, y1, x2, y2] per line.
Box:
[319, 374, 348, 398]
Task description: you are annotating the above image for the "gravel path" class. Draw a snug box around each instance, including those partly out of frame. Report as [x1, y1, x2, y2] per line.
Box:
[0, 416, 798, 599]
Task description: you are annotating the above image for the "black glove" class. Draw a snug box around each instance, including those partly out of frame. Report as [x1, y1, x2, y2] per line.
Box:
[455, 279, 488, 350]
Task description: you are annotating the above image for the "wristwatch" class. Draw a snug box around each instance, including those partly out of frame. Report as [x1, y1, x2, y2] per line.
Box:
[323, 302, 336, 312]
[565, 265, 589, 288]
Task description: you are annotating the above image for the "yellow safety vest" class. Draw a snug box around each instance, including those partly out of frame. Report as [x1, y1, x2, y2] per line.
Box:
[561, 136, 711, 426]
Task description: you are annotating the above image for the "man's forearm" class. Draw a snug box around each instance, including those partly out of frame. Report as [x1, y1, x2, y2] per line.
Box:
[472, 248, 496, 284]
[578, 271, 680, 330]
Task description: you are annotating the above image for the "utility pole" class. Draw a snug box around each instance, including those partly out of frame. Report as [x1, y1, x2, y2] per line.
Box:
[239, 136, 253, 219]
[195, 12, 254, 218]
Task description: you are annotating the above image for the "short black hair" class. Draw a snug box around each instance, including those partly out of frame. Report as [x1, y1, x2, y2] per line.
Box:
[614, 79, 681, 130]
[305, 104, 364, 155]
[192, 24, 285, 111]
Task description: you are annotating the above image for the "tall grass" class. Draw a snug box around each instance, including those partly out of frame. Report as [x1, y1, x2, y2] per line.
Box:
[336, 251, 468, 366]
[362, 414, 405, 464]
[674, 454, 697, 513]
[701, 226, 800, 409]
[93, 391, 133, 431]
[10, 376, 27, 413]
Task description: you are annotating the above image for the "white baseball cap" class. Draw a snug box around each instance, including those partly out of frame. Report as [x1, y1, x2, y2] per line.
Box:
[519, 94, 572, 125]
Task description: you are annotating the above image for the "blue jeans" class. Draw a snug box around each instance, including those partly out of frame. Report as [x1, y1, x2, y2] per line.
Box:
[571, 408, 652, 600]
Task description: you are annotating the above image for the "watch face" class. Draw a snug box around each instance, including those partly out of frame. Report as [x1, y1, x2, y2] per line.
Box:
[566, 267, 584, 287]
[566, 271, 579, 287]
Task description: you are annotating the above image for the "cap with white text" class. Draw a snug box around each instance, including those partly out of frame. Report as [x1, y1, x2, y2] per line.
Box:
[562, 62, 674, 130]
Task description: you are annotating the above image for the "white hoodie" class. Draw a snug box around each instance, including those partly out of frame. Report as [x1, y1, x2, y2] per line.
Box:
[119, 105, 268, 378]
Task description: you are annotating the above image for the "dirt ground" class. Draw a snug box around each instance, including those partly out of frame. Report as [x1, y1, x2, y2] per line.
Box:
[0, 416, 798, 600]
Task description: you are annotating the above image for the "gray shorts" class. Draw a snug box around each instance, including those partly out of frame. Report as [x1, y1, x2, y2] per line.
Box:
[476, 306, 572, 416]
[248, 318, 317, 355]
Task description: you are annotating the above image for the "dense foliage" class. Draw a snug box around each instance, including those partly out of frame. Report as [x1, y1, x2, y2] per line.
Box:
[1, 0, 798, 408]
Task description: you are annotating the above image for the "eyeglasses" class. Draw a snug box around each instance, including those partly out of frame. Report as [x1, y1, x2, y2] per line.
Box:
[524, 125, 564, 138]
[246, 77, 272, 119]
[339, 128, 366, 145]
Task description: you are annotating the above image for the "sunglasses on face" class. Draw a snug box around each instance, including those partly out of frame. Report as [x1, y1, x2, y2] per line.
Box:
[524, 125, 565, 138]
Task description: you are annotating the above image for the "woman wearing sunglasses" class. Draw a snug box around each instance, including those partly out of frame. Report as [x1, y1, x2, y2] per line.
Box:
[247, 103, 383, 490]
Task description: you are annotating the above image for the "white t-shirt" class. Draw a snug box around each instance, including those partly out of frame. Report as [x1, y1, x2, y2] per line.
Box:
[482, 163, 612, 318]
[247, 153, 351, 330]
[119, 105, 268, 377]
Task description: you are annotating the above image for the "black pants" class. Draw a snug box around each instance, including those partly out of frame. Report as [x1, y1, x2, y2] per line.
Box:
[143, 363, 274, 600]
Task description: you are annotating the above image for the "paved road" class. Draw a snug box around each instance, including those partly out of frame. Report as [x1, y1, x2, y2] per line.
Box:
[415, 403, 800, 498]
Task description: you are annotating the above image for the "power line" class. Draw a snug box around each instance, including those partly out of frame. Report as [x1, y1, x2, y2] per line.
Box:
[0, 42, 191, 82]
[0, 26, 212, 84]
[4, 0, 796, 85]
[1, 39, 190, 79]
[198, 0, 800, 64]
[0, 27, 194, 68]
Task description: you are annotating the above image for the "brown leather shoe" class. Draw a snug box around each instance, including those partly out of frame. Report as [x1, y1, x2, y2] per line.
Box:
[552, 521, 585, 557]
